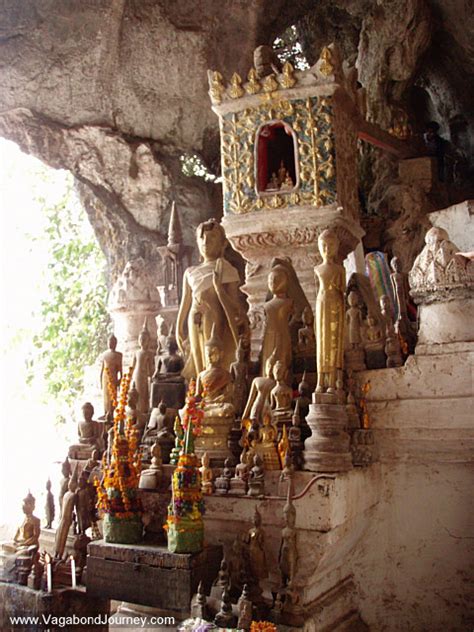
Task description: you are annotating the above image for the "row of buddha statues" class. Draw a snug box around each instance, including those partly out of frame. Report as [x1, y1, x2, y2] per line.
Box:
[68, 220, 408, 482]
[188, 492, 298, 628]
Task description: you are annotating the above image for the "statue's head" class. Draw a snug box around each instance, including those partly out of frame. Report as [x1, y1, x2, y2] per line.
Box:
[158, 320, 168, 336]
[128, 382, 139, 408]
[82, 402, 94, 421]
[196, 219, 227, 261]
[46, 479, 52, 491]
[138, 328, 150, 349]
[91, 449, 100, 462]
[253, 506, 262, 527]
[108, 334, 117, 351]
[268, 264, 288, 295]
[348, 291, 360, 307]
[298, 371, 309, 396]
[236, 338, 246, 362]
[201, 452, 210, 467]
[263, 412, 272, 427]
[318, 229, 339, 262]
[166, 333, 179, 355]
[380, 295, 390, 312]
[390, 256, 402, 273]
[272, 360, 286, 382]
[158, 400, 167, 414]
[22, 492, 35, 515]
[61, 458, 71, 477]
[425, 226, 448, 248]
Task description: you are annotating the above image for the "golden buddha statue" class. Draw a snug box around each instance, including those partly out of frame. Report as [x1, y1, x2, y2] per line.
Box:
[314, 229, 345, 395]
[1, 492, 41, 579]
[270, 361, 293, 431]
[261, 264, 293, 376]
[194, 326, 235, 464]
[176, 218, 248, 378]
[242, 351, 276, 424]
[2, 492, 40, 555]
[256, 413, 280, 470]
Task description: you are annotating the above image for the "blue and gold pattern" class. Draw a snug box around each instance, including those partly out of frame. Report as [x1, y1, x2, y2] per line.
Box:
[220, 96, 337, 215]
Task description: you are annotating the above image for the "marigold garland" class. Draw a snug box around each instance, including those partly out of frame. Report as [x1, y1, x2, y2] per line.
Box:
[95, 366, 143, 520]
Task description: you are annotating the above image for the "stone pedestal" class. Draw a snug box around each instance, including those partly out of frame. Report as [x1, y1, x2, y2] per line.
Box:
[150, 378, 186, 410]
[86, 541, 222, 616]
[0, 584, 109, 631]
[303, 402, 353, 473]
[195, 416, 234, 467]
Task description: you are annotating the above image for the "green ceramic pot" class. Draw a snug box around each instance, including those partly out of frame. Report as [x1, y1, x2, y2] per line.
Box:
[103, 514, 143, 544]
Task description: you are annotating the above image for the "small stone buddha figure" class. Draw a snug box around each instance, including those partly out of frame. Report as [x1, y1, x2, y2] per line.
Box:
[138, 442, 163, 489]
[69, 403, 104, 460]
[257, 413, 280, 471]
[244, 507, 268, 582]
[364, 315, 386, 369]
[277, 160, 288, 186]
[390, 256, 416, 353]
[288, 402, 304, 469]
[215, 458, 233, 495]
[84, 449, 102, 485]
[150, 328, 186, 410]
[298, 306, 316, 355]
[230, 448, 250, 494]
[170, 416, 184, 465]
[314, 229, 345, 397]
[76, 473, 92, 535]
[153, 330, 184, 380]
[280, 172, 294, 191]
[261, 264, 293, 376]
[45, 479, 55, 529]
[99, 334, 123, 419]
[242, 352, 276, 424]
[230, 338, 249, 420]
[270, 361, 293, 431]
[58, 458, 71, 518]
[132, 324, 155, 415]
[196, 325, 235, 417]
[55, 477, 78, 560]
[247, 454, 265, 497]
[176, 218, 249, 378]
[380, 295, 403, 367]
[266, 172, 280, 190]
[279, 484, 297, 589]
[142, 401, 175, 462]
[200, 452, 214, 495]
[156, 319, 169, 356]
[344, 291, 366, 372]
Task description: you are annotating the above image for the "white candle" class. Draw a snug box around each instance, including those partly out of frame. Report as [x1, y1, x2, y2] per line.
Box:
[45, 554, 52, 592]
[70, 556, 76, 589]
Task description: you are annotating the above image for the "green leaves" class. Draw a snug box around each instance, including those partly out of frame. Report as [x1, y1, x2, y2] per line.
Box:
[28, 177, 110, 409]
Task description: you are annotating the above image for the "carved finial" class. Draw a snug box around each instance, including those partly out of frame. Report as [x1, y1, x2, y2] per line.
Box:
[262, 73, 279, 93]
[279, 61, 296, 89]
[229, 72, 245, 99]
[319, 46, 334, 77]
[245, 68, 261, 95]
[167, 201, 182, 247]
[208, 70, 226, 104]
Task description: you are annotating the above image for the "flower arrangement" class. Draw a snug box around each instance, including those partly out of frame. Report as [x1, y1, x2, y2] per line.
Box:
[95, 366, 143, 543]
[165, 413, 205, 554]
[181, 378, 205, 437]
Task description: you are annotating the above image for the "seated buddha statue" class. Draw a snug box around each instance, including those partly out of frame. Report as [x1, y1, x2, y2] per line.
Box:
[150, 331, 186, 410]
[1, 492, 41, 579]
[195, 325, 235, 418]
[270, 361, 293, 433]
[194, 325, 235, 464]
[68, 402, 105, 460]
[256, 413, 281, 471]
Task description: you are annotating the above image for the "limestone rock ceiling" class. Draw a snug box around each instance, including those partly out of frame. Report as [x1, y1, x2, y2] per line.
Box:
[0, 0, 472, 279]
